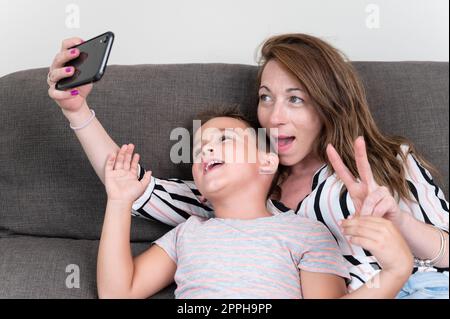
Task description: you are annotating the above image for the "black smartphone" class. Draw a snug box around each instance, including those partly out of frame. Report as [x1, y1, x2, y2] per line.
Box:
[55, 31, 114, 90]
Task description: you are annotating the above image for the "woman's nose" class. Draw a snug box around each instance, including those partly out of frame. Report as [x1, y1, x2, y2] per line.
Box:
[269, 102, 288, 126]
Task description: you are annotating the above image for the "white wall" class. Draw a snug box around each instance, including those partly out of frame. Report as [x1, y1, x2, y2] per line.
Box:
[1, 0, 448, 77]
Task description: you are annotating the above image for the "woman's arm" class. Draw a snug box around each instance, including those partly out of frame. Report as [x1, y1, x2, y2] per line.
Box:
[396, 213, 448, 268]
[394, 153, 449, 267]
[301, 268, 406, 299]
[48, 38, 211, 225]
[341, 271, 407, 299]
[48, 37, 120, 185]
[62, 101, 120, 185]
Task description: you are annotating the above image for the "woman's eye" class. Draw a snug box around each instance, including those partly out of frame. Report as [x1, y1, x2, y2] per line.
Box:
[259, 94, 271, 102]
[289, 96, 304, 104]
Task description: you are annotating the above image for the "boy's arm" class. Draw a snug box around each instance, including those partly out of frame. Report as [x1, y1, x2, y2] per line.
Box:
[97, 200, 176, 299]
[130, 243, 177, 298]
[300, 271, 347, 298]
[301, 268, 407, 299]
[62, 101, 120, 185]
[97, 145, 176, 298]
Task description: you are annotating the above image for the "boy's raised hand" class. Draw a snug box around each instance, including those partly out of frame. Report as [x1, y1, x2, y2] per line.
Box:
[105, 144, 152, 203]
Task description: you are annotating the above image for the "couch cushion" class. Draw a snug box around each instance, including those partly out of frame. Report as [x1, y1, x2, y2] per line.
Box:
[0, 63, 447, 241]
[0, 64, 258, 240]
[353, 62, 449, 195]
[0, 236, 175, 298]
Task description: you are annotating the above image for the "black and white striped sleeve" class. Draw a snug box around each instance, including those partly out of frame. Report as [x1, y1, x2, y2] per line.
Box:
[401, 148, 449, 233]
[131, 164, 214, 226]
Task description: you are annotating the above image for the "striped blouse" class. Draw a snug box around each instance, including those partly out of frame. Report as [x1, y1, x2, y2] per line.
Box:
[132, 146, 449, 292]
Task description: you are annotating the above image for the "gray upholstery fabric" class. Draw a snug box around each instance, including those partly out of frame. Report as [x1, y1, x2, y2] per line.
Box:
[0, 62, 448, 298]
[0, 236, 175, 298]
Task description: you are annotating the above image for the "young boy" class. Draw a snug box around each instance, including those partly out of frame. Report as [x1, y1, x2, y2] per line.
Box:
[96, 111, 351, 299]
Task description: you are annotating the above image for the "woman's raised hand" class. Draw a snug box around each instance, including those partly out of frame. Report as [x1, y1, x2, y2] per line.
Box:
[47, 37, 93, 114]
[326, 136, 404, 226]
[328, 137, 413, 279]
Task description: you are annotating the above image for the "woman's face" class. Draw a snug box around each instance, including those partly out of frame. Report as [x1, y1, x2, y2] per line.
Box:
[257, 59, 323, 167]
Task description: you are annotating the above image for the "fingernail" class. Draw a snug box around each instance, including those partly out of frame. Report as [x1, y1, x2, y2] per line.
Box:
[348, 215, 354, 219]
[338, 220, 342, 225]
[70, 49, 77, 55]
[70, 89, 79, 96]
[65, 67, 72, 73]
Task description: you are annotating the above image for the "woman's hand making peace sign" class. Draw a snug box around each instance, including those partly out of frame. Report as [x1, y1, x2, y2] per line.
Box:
[326, 136, 404, 225]
[327, 137, 413, 280]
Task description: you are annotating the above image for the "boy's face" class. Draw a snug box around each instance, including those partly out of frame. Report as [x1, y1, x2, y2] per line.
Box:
[192, 117, 278, 201]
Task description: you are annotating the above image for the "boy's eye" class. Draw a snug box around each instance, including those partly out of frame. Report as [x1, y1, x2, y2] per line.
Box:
[220, 134, 234, 142]
[289, 96, 304, 104]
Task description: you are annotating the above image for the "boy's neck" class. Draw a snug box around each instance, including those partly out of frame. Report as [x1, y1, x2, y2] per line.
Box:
[209, 192, 272, 220]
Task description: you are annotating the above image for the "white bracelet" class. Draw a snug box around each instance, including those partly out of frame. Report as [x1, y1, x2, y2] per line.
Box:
[70, 109, 96, 130]
[414, 227, 447, 268]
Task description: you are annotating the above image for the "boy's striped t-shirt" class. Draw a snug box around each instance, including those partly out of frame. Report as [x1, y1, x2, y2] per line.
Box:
[153, 211, 350, 299]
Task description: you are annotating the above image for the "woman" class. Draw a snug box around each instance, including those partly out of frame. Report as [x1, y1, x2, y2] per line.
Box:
[47, 34, 448, 298]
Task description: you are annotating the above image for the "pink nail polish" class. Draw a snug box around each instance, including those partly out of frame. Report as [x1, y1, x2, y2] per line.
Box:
[70, 49, 77, 55]
[70, 89, 79, 96]
[65, 67, 72, 73]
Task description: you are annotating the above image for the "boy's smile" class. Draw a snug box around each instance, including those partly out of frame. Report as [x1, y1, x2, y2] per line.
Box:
[202, 159, 225, 174]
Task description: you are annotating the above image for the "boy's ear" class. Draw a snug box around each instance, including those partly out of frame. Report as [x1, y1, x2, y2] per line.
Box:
[258, 152, 279, 175]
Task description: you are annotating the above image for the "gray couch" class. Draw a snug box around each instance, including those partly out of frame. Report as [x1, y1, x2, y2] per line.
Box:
[0, 62, 448, 298]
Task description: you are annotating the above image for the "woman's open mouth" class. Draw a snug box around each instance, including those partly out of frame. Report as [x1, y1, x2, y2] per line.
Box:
[276, 135, 296, 153]
[203, 159, 225, 174]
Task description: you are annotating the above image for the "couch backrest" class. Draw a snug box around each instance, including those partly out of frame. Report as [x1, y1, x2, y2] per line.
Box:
[0, 62, 448, 241]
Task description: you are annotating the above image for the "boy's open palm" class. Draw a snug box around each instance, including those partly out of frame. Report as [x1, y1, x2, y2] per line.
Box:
[105, 144, 152, 203]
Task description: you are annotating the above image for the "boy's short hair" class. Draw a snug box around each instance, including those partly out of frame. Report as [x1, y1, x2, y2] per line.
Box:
[196, 104, 253, 128]
[196, 105, 272, 152]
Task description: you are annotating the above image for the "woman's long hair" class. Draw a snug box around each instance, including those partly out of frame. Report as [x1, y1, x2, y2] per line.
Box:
[257, 33, 438, 202]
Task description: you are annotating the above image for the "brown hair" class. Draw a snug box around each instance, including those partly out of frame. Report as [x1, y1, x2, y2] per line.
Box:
[195, 105, 281, 199]
[257, 33, 438, 202]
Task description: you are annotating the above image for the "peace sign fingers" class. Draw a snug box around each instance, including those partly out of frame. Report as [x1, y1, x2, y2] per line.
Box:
[326, 143, 358, 192]
[354, 136, 377, 192]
